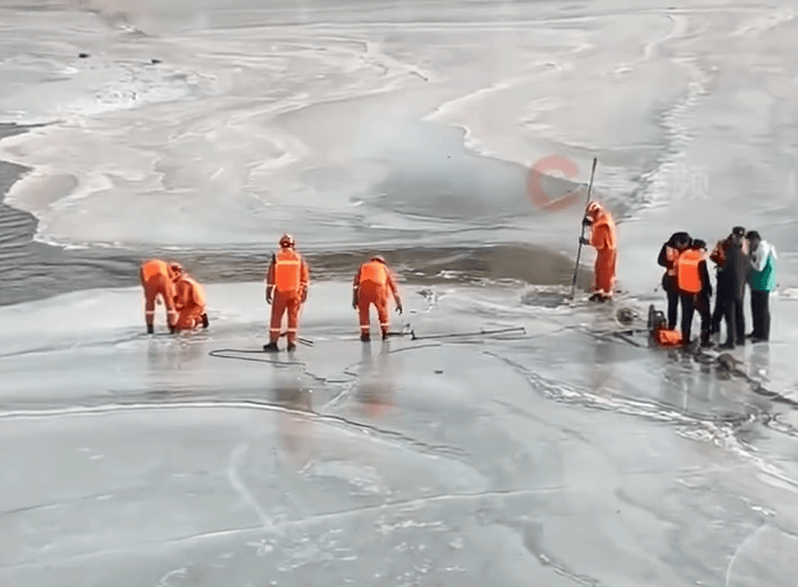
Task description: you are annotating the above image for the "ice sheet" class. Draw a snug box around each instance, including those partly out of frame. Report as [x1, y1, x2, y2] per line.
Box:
[3, 280, 798, 586]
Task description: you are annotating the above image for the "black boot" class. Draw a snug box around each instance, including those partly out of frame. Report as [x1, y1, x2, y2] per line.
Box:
[263, 342, 279, 352]
[360, 332, 370, 342]
[381, 330, 389, 341]
[201, 313, 209, 329]
[147, 324, 154, 335]
[287, 342, 296, 352]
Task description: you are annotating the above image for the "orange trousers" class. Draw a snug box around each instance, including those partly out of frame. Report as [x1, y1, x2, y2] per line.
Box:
[357, 280, 390, 336]
[593, 248, 617, 296]
[174, 304, 204, 330]
[270, 290, 301, 344]
[143, 273, 176, 328]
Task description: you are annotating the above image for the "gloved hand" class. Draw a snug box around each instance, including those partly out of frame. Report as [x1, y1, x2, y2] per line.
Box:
[156, 297, 162, 306]
[352, 293, 358, 310]
[266, 287, 273, 304]
[301, 287, 308, 303]
[201, 313, 209, 329]
[582, 217, 592, 226]
[579, 236, 590, 246]
[396, 301, 403, 315]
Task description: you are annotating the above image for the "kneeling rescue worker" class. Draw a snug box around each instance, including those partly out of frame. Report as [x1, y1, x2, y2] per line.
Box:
[139, 258, 178, 334]
[264, 234, 310, 352]
[580, 201, 617, 302]
[171, 263, 209, 331]
[352, 255, 403, 341]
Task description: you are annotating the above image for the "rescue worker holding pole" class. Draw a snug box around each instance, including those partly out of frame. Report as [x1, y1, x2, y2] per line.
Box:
[580, 201, 618, 302]
[675, 238, 712, 346]
[139, 258, 178, 334]
[170, 263, 209, 331]
[264, 234, 310, 353]
[352, 255, 403, 341]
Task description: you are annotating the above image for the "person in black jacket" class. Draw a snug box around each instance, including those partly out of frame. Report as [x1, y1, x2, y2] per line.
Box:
[718, 232, 750, 349]
[688, 239, 713, 347]
[657, 232, 691, 330]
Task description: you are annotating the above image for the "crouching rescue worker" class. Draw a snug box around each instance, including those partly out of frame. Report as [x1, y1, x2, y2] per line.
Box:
[264, 234, 310, 352]
[139, 258, 178, 334]
[352, 255, 403, 341]
[580, 201, 617, 302]
[675, 239, 712, 347]
[171, 264, 209, 331]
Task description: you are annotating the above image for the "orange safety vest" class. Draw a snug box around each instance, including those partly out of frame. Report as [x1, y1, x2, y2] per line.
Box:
[359, 261, 388, 285]
[677, 250, 703, 294]
[141, 259, 168, 281]
[274, 249, 302, 292]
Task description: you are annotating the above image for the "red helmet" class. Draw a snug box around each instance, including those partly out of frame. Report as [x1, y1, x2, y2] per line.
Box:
[279, 233, 295, 248]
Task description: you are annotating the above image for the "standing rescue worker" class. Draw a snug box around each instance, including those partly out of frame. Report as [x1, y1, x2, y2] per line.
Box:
[718, 230, 749, 349]
[675, 238, 712, 346]
[264, 234, 310, 352]
[580, 201, 617, 302]
[352, 255, 403, 341]
[687, 239, 713, 347]
[171, 264, 209, 331]
[710, 226, 746, 335]
[657, 232, 692, 330]
[139, 258, 178, 334]
[746, 230, 777, 342]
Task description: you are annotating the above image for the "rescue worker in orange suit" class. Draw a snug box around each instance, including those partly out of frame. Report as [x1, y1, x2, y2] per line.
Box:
[657, 232, 692, 330]
[352, 255, 403, 342]
[675, 238, 712, 347]
[264, 234, 310, 353]
[580, 201, 617, 302]
[170, 263, 209, 331]
[139, 258, 178, 334]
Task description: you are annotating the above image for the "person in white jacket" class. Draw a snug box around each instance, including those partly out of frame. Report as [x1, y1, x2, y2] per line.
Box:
[746, 231, 777, 342]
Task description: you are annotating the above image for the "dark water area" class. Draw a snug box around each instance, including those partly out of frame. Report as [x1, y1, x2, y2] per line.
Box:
[0, 124, 592, 306]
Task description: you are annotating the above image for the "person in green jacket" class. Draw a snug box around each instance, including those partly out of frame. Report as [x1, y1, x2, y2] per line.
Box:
[746, 230, 777, 342]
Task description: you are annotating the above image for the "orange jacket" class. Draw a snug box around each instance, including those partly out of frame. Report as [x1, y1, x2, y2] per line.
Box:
[267, 248, 310, 293]
[590, 211, 617, 251]
[140, 259, 171, 285]
[354, 259, 400, 301]
[175, 275, 206, 310]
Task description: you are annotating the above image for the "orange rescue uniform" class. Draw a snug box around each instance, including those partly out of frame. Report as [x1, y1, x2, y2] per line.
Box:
[587, 206, 618, 297]
[354, 259, 401, 338]
[174, 275, 207, 330]
[266, 249, 310, 345]
[139, 259, 177, 331]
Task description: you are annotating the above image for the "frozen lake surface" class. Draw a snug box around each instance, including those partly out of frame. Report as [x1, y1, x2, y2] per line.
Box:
[2, 0, 798, 584]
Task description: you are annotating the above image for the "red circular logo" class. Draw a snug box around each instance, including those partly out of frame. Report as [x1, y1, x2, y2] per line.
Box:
[526, 155, 582, 212]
